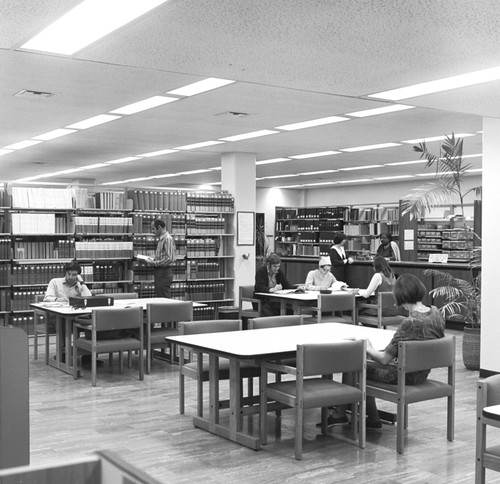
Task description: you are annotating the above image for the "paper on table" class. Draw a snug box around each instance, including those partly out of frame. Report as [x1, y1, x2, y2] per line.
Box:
[136, 254, 154, 261]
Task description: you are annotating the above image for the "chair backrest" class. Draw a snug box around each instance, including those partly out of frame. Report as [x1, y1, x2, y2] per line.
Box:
[34, 294, 45, 303]
[248, 315, 302, 329]
[240, 285, 255, 300]
[93, 307, 143, 331]
[379, 292, 397, 309]
[399, 336, 455, 373]
[318, 293, 356, 313]
[180, 319, 242, 335]
[299, 340, 366, 376]
[480, 374, 500, 407]
[147, 301, 193, 324]
[101, 292, 138, 300]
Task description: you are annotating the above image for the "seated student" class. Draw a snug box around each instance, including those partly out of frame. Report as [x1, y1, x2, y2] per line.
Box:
[376, 233, 401, 261]
[254, 253, 294, 316]
[44, 261, 91, 304]
[321, 274, 445, 429]
[356, 256, 399, 316]
[304, 256, 347, 291]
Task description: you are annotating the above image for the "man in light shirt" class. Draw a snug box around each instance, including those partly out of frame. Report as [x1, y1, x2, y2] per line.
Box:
[44, 261, 91, 303]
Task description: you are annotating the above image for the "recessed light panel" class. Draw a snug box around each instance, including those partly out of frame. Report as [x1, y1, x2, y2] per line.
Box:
[66, 114, 121, 130]
[340, 142, 401, 152]
[167, 78, 235, 96]
[219, 130, 278, 142]
[275, 115, 348, 131]
[289, 151, 340, 160]
[110, 96, 178, 115]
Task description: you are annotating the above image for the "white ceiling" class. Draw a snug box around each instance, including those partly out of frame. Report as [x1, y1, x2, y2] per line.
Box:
[0, 0, 497, 190]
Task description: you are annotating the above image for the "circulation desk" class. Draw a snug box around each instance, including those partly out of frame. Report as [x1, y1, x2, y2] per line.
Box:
[166, 323, 394, 450]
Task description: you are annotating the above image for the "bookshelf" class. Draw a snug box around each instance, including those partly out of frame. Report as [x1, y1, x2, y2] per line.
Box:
[0, 185, 236, 331]
[275, 204, 399, 258]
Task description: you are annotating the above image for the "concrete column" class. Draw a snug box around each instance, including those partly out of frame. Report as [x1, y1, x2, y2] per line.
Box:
[480, 118, 500, 373]
[221, 152, 256, 303]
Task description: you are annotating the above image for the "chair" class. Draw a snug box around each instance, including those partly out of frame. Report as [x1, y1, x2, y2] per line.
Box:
[260, 340, 366, 460]
[72, 306, 144, 387]
[33, 294, 49, 364]
[247, 315, 303, 329]
[366, 336, 455, 454]
[145, 300, 193, 373]
[476, 374, 500, 483]
[302, 293, 356, 324]
[356, 292, 406, 329]
[178, 319, 259, 415]
[239, 285, 262, 325]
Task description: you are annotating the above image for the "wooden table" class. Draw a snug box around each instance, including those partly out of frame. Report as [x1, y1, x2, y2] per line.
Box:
[166, 323, 394, 450]
[31, 298, 204, 376]
[255, 289, 359, 315]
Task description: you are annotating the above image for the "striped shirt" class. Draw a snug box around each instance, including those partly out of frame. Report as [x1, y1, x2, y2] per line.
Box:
[154, 232, 176, 267]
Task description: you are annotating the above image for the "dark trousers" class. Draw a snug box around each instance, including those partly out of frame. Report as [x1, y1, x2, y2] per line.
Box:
[154, 266, 174, 298]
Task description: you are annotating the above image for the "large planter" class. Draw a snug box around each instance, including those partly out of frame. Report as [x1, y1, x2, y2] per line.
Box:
[462, 326, 481, 371]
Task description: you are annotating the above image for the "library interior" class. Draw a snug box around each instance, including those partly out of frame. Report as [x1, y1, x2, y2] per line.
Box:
[0, 2, 499, 483]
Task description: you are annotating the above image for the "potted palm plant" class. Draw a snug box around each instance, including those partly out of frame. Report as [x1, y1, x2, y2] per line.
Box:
[401, 133, 482, 370]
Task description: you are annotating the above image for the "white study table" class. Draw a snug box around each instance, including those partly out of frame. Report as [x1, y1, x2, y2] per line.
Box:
[255, 289, 359, 315]
[31, 297, 204, 375]
[166, 322, 394, 450]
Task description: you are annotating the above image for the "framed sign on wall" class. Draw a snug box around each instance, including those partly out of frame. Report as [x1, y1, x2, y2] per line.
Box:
[237, 211, 255, 246]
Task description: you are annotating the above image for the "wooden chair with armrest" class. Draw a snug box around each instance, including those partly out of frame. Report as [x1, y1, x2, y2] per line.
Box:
[356, 291, 406, 329]
[146, 300, 193, 373]
[366, 335, 455, 454]
[178, 319, 260, 416]
[247, 314, 303, 329]
[239, 285, 262, 325]
[72, 306, 144, 387]
[476, 374, 500, 483]
[301, 292, 356, 324]
[260, 340, 366, 460]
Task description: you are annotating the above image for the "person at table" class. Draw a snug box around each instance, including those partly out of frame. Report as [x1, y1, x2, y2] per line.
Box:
[329, 232, 353, 281]
[304, 256, 347, 291]
[322, 273, 445, 429]
[44, 261, 91, 303]
[254, 253, 294, 316]
[144, 219, 176, 297]
[376, 232, 401, 261]
[356, 256, 399, 317]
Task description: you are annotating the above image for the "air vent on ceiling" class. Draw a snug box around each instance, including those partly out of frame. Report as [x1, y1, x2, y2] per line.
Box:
[14, 89, 54, 99]
[215, 111, 250, 118]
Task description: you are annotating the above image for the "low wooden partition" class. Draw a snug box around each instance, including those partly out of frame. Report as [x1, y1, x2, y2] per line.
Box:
[0, 450, 162, 484]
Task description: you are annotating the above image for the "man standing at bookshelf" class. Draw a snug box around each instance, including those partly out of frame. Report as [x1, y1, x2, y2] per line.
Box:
[146, 219, 176, 297]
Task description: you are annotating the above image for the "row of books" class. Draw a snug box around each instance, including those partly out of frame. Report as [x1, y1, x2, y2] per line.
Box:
[169, 282, 226, 302]
[132, 260, 187, 281]
[128, 190, 188, 211]
[0, 288, 9, 311]
[192, 305, 216, 321]
[80, 263, 126, 282]
[9, 315, 36, 336]
[89, 191, 126, 210]
[346, 206, 400, 221]
[0, 239, 10, 259]
[74, 241, 134, 259]
[13, 239, 73, 260]
[10, 263, 66, 285]
[0, 189, 8, 207]
[0, 265, 9, 285]
[186, 239, 221, 257]
[131, 213, 172, 233]
[186, 215, 227, 234]
[11, 289, 46, 311]
[185, 192, 234, 212]
[11, 187, 73, 209]
[186, 260, 221, 280]
[10, 213, 57, 234]
[73, 216, 133, 234]
[344, 222, 398, 236]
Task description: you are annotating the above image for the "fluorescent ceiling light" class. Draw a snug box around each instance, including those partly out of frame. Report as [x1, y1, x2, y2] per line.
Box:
[416, 172, 451, 177]
[105, 156, 141, 165]
[339, 164, 383, 171]
[373, 175, 415, 180]
[174, 141, 225, 150]
[369, 66, 500, 100]
[341, 142, 401, 152]
[385, 159, 426, 166]
[102, 181, 126, 185]
[277, 184, 303, 189]
[462, 154, 482, 159]
[4, 140, 44, 150]
[275, 115, 348, 131]
[32, 128, 77, 141]
[262, 174, 299, 179]
[467, 168, 483, 173]
[52, 168, 86, 175]
[299, 169, 338, 176]
[303, 182, 338, 186]
[139, 148, 178, 157]
[151, 173, 177, 179]
[81, 163, 108, 170]
[67, 114, 121, 130]
[289, 151, 341, 160]
[110, 96, 178, 115]
[206, 181, 222, 186]
[256, 158, 290, 165]
[210, 166, 222, 171]
[0, 149, 14, 156]
[401, 133, 476, 144]
[178, 169, 212, 175]
[20, 0, 168, 55]
[125, 176, 152, 182]
[337, 179, 372, 184]
[346, 104, 415, 117]
[166, 78, 235, 96]
[219, 130, 278, 142]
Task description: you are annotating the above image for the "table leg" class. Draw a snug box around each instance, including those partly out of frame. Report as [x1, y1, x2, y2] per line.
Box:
[48, 315, 79, 377]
